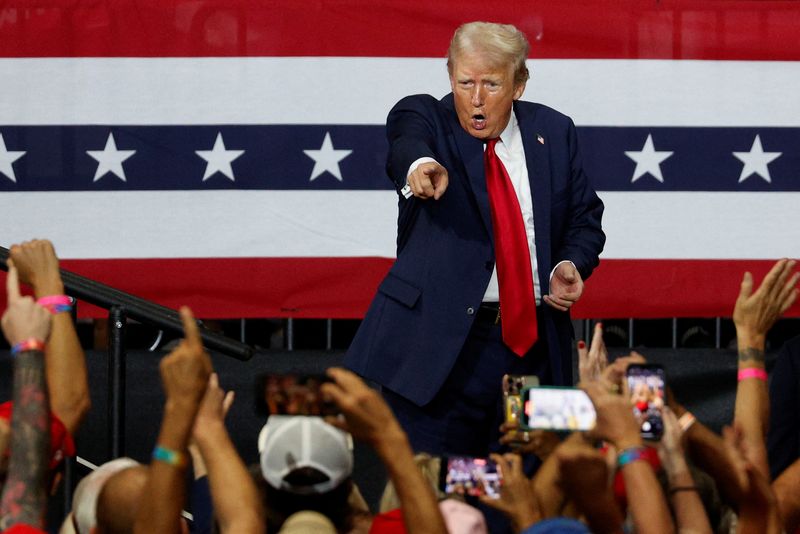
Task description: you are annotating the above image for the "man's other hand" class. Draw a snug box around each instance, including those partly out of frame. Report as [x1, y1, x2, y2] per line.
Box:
[544, 262, 583, 312]
[407, 161, 449, 200]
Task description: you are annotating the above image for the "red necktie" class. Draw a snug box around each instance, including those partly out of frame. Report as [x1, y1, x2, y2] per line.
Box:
[484, 138, 538, 357]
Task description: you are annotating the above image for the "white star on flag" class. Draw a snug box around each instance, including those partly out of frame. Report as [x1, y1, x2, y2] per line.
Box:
[625, 134, 674, 183]
[87, 133, 136, 182]
[0, 134, 26, 183]
[195, 132, 244, 182]
[733, 134, 781, 183]
[303, 132, 353, 182]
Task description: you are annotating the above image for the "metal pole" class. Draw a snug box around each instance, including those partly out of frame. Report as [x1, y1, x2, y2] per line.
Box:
[326, 319, 333, 351]
[628, 318, 635, 349]
[286, 318, 294, 351]
[672, 318, 678, 349]
[108, 306, 127, 458]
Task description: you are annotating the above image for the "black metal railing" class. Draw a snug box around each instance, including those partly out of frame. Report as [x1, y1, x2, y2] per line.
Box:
[0, 245, 255, 518]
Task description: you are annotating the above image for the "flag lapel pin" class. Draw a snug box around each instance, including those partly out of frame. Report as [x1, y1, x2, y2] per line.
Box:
[537, 134, 545, 145]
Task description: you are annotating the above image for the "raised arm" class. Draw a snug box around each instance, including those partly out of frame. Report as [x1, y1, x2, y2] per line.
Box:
[0, 261, 53, 531]
[732, 259, 798, 477]
[133, 307, 211, 534]
[584, 381, 673, 534]
[10, 240, 90, 435]
[657, 407, 712, 534]
[322, 367, 447, 534]
[192, 373, 264, 534]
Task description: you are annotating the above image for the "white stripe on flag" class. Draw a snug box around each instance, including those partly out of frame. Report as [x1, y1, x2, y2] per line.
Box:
[0, 58, 797, 126]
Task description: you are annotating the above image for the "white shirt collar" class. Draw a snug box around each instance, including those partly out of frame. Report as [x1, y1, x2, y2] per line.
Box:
[497, 108, 519, 149]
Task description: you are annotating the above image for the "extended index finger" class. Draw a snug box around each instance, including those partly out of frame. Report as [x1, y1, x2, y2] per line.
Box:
[5, 260, 21, 303]
[179, 306, 201, 346]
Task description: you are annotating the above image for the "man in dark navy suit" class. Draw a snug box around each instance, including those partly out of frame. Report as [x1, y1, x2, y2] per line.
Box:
[344, 21, 605, 456]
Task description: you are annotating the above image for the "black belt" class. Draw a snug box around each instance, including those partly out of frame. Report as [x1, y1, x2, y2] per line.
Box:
[476, 303, 501, 325]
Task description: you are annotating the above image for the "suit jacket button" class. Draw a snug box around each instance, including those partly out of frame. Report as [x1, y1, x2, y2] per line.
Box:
[467, 307, 475, 315]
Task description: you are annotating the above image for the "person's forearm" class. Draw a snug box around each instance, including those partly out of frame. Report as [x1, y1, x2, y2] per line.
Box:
[34, 276, 90, 435]
[134, 402, 197, 534]
[735, 333, 770, 478]
[665, 464, 712, 534]
[0, 350, 49, 530]
[619, 460, 674, 534]
[531, 452, 565, 518]
[374, 428, 447, 534]
[195, 422, 264, 534]
[684, 422, 742, 505]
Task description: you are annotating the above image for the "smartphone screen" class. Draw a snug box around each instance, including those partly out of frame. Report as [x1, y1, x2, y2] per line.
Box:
[255, 373, 337, 416]
[626, 364, 665, 440]
[440, 456, 503, 499]
[503, 374, 540, 425]
[520, 386, 596, 431]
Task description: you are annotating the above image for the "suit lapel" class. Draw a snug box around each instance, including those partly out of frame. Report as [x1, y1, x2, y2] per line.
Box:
[516, 102, 553, 289]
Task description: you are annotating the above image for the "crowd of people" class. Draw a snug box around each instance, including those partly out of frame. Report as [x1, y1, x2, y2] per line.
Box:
[0, 244, 798, 534]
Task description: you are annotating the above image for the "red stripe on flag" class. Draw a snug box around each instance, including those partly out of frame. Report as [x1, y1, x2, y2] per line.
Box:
[1, 258, 796, 320]
[575, 259, 800, 319]
[2, 1, 799, 60]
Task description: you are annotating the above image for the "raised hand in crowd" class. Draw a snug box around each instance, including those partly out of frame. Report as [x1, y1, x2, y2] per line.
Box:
[583, 381, 673, 534]
[10, 239, 90, 435]
[0, 260, 52, 532]
[556, 438, 624, 534]
[599, 351, 646, 393]
[577, 322, 607, 384]
[480, 453, 541, 532]
[322, 367, 447, 534]
[733, 258, 798, 346]
[134, 306, 212, 534]
[733, 259, 798, 478]
[657, 406, 712, 534]
[191, 373, 263, 534]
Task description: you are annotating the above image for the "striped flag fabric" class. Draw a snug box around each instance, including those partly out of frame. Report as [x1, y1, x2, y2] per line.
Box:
[0, 1, 798, 319]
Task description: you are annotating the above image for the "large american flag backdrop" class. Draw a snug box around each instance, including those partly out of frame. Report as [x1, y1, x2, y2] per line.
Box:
[0, 1, 798, 319]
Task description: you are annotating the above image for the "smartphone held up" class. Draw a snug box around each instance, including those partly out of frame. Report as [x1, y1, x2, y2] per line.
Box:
[626, 364, 666, 440]
[519, 386, 596, 432]
[440, 456, 503, 500]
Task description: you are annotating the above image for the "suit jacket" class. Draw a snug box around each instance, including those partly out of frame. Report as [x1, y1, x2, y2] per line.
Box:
[344, 93, 605, 406]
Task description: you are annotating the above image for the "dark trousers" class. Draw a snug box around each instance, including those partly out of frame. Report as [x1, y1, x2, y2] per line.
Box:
[383, 307, 552, 457]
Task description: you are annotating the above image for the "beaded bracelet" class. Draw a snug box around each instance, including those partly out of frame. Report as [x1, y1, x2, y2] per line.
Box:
[11, 338, 46, 355]
[36, 295, 73, 315]
[737, 368, 768, 382]
[152, 445, 188, 468]
[617, 446, 646, 468]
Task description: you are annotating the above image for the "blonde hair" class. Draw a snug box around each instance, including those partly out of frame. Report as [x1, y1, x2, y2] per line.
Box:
[447, 21, 530, 86]
[378, 454, 445, 512]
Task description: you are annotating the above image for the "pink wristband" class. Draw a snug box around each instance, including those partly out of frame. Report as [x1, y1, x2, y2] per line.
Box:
[36, 295, 72, 314]
[737, 368, 768, 382]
